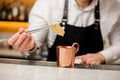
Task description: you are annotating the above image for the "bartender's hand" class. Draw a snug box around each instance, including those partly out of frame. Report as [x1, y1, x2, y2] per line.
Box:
[8, 28, 35, 52]
[75, 53, 106, 65]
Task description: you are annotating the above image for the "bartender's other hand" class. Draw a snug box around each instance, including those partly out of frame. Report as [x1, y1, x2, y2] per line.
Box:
[8, 28, 35, 52]
[75, 53, 105, 65]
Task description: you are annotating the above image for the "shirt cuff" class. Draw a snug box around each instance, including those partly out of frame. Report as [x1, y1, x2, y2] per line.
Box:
[23, 45, 38, 58]
[100, 46, 120, 64]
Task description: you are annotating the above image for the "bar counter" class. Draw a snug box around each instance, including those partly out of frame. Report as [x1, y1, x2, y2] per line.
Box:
[0, 58, 120, 80]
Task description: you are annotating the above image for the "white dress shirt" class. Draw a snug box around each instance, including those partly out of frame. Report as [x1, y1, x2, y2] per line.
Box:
[28, 0, 120, 64]
[117, 0, 120, 3]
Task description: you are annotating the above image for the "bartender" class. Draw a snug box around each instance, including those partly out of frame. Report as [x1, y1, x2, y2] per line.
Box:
[8, 0, 120, 65]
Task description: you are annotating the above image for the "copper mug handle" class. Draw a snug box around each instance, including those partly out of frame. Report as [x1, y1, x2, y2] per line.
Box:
[72, 42, 79, 54]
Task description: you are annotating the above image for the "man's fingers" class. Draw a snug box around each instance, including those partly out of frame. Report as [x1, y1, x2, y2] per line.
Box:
[75, 55, 85, 59]
[8, 32, 21, 45]
[90, 61, 99, 65]
[20, 34, 35, 52]
[82, 54, 94, 62]
[19, 33, 31, 51]
[29, 37, 35, 50]
[22, 37, 34, 52]
[13, 32, 27, 48]
[75, 55, 86, 64]
[85, 57, 95, 65]
[8, 28, 26, 46]
[18, 28, 26, 34]
[7, 28, 35, 52]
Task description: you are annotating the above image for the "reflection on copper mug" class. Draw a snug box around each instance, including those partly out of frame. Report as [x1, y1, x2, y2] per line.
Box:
[56, 42, 79, 68]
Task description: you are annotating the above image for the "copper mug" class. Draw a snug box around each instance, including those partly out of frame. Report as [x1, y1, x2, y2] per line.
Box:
[56, 42, 79, 68]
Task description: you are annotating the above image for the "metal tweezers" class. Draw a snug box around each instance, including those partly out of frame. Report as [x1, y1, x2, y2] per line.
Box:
[0, 27, 49, 43]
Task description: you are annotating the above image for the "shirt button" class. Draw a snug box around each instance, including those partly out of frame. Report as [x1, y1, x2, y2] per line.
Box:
[95, 22, 99, 26]
[95, 27, 98, 30]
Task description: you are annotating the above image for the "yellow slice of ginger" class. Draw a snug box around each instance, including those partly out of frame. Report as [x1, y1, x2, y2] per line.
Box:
[50, 24, 65, 37]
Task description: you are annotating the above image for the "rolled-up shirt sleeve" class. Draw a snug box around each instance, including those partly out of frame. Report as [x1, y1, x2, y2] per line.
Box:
[25, 0, 50, 55]
[100, 16, 120, 64]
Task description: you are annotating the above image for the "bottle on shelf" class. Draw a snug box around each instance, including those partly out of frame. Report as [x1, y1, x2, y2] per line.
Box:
[6, 3, 13, 21]
[0, 0, 34, 22]
[18, 0, 25, 21]
[0, 2, 2, 20]
[12, 0, 19, 21]
[25, 4, 32, 22]
[1, 1, 7, 21]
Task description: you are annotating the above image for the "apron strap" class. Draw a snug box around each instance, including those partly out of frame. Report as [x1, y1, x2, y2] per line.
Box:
[61, 0, 100, 27]
[61, 0, 69, 28]
[95, 0, 100, 23]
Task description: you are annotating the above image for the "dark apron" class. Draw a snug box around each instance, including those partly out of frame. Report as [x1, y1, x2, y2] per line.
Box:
[47, 0, 103, 61]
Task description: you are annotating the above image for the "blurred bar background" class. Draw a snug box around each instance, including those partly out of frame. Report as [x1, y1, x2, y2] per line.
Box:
[0, 0, 48, 61]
